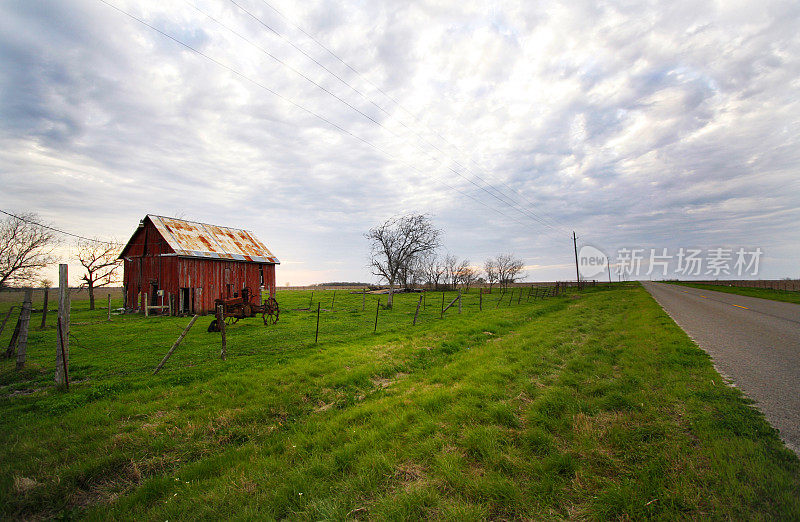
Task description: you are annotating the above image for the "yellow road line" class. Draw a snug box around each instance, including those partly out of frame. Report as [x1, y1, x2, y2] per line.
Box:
[700, 295, 707, 298]
[732, 304, 749, 309]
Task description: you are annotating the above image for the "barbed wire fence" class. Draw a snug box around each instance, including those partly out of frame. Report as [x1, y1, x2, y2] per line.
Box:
[0, 282, 610, 390]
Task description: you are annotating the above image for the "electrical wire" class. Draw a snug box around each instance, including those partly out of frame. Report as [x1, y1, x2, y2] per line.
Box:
[253, 0, 575, 235]
[225, 0, 571, 236]
[0, 209, 117, 244]
[184, 0, 567, 236]
[95, 0, 538, 231]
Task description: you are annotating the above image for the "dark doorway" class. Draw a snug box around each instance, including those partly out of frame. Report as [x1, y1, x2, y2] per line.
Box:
[181, 288, 190, 313]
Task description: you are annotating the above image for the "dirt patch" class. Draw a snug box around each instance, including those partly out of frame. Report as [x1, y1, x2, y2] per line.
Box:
[394, 461, 427, 483]
[14, 476, 38, 493]
[7, 388, 39, 398]
[371, 372, 409, 389]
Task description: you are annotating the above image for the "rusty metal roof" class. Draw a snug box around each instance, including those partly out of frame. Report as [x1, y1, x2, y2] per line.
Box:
[148, 215, 279, 264]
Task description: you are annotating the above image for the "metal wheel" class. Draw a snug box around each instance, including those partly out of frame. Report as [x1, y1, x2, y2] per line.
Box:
[262, 296, 279, 325]
[208, 319, 220, 332]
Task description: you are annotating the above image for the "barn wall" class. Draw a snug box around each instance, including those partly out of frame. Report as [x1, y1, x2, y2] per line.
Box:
[177, 259, 276, 314]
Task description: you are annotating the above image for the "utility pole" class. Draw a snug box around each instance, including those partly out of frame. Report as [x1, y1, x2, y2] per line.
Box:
[607, 260, 612, 284]
[572, 231, 580, 289]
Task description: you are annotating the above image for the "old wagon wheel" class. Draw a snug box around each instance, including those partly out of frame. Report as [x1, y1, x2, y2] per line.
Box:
[262, 297, 279, 325]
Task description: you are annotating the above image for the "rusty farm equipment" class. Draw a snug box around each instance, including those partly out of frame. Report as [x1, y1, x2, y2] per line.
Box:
[208, 287, 279, 331]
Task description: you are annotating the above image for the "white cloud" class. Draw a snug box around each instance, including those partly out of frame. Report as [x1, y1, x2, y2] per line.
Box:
[1, 0, 799, 285]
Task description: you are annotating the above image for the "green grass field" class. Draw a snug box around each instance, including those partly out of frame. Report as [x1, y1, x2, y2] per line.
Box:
[664, 282, 800, 305]
[1, 285, 798, 519]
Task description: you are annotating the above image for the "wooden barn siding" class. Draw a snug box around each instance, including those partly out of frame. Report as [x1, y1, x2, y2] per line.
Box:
[123, 220, 176, 310]
[178, 259, 275, 314]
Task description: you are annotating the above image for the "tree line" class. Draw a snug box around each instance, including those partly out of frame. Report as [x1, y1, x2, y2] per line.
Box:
[366, 213, 525, 307]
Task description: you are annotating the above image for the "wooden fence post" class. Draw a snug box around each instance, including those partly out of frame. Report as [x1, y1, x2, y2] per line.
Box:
[362, 288, 366, 312]
[55, 264, 70, 386]
[41, 287, 49, 329]
[217, 305, 227, 361]
[15, 289, 32, 370]
[107, 294, 112, 321]
[442, 294, 461, 314]
[56, 317, 69, 389]
[5, 315, 21, 358]
[144, 293, 149, 317]
[413, 294, 422, 325]
[458, 289, 462, 313]
[0, 306, 16, 339]
[315, 302, 321, 343]
[374, 299, 380, 333]
[153, 315, 199, 375]
[309, 291, 314, 309]
[479, 289, 483, 311]
[441, 292, 445, 318]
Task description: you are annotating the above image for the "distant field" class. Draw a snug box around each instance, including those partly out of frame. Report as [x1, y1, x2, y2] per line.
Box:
[1, 285, 798, 519]
[665, 281, 800, 305]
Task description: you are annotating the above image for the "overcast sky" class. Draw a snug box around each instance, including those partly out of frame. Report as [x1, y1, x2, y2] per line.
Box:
[1, 0, 798, 285]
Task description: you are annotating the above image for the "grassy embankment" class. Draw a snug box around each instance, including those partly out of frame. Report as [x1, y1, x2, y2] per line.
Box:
[1, 285, 798, 519]
[665, 281, 800, 305]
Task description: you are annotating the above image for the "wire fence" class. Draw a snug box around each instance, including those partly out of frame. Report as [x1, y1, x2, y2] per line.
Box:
[681, 279, 800, 292]
[0, 282, 606, 392]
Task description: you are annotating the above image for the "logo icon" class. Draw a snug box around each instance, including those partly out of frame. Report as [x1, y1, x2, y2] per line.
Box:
[578, 245, 608, 279]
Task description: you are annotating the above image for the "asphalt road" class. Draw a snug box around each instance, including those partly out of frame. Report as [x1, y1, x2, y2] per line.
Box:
[642, 282, 800, 455]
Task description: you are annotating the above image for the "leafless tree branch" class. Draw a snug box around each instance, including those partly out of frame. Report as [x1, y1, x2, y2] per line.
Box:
[0, 213, 58, 290]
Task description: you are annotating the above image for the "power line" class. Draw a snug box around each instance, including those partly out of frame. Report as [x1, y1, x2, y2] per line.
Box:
[254, 0, 575, 236]
[186, 0, 571, 237]
[96, 0, 535, 230]
[0, 209, 116, 244]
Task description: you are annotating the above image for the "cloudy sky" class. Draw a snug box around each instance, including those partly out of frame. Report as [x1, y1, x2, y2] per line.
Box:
[1, 0, 798, 285]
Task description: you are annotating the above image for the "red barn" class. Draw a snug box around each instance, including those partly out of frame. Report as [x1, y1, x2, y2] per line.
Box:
[119, 215, 279, 315]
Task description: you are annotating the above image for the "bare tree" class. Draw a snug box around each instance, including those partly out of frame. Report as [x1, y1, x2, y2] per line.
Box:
[76, 238, 122, 310]
[495, 253, 526, 289]
[456, 262, 478, 292]
[483, 259, 498, 292]
[0, 213, 58, 290]
[398, 254, 424, 289]
[419, 254, 445, 289]
[443, 254, 459, 290]
[366, 214, 440, 307]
